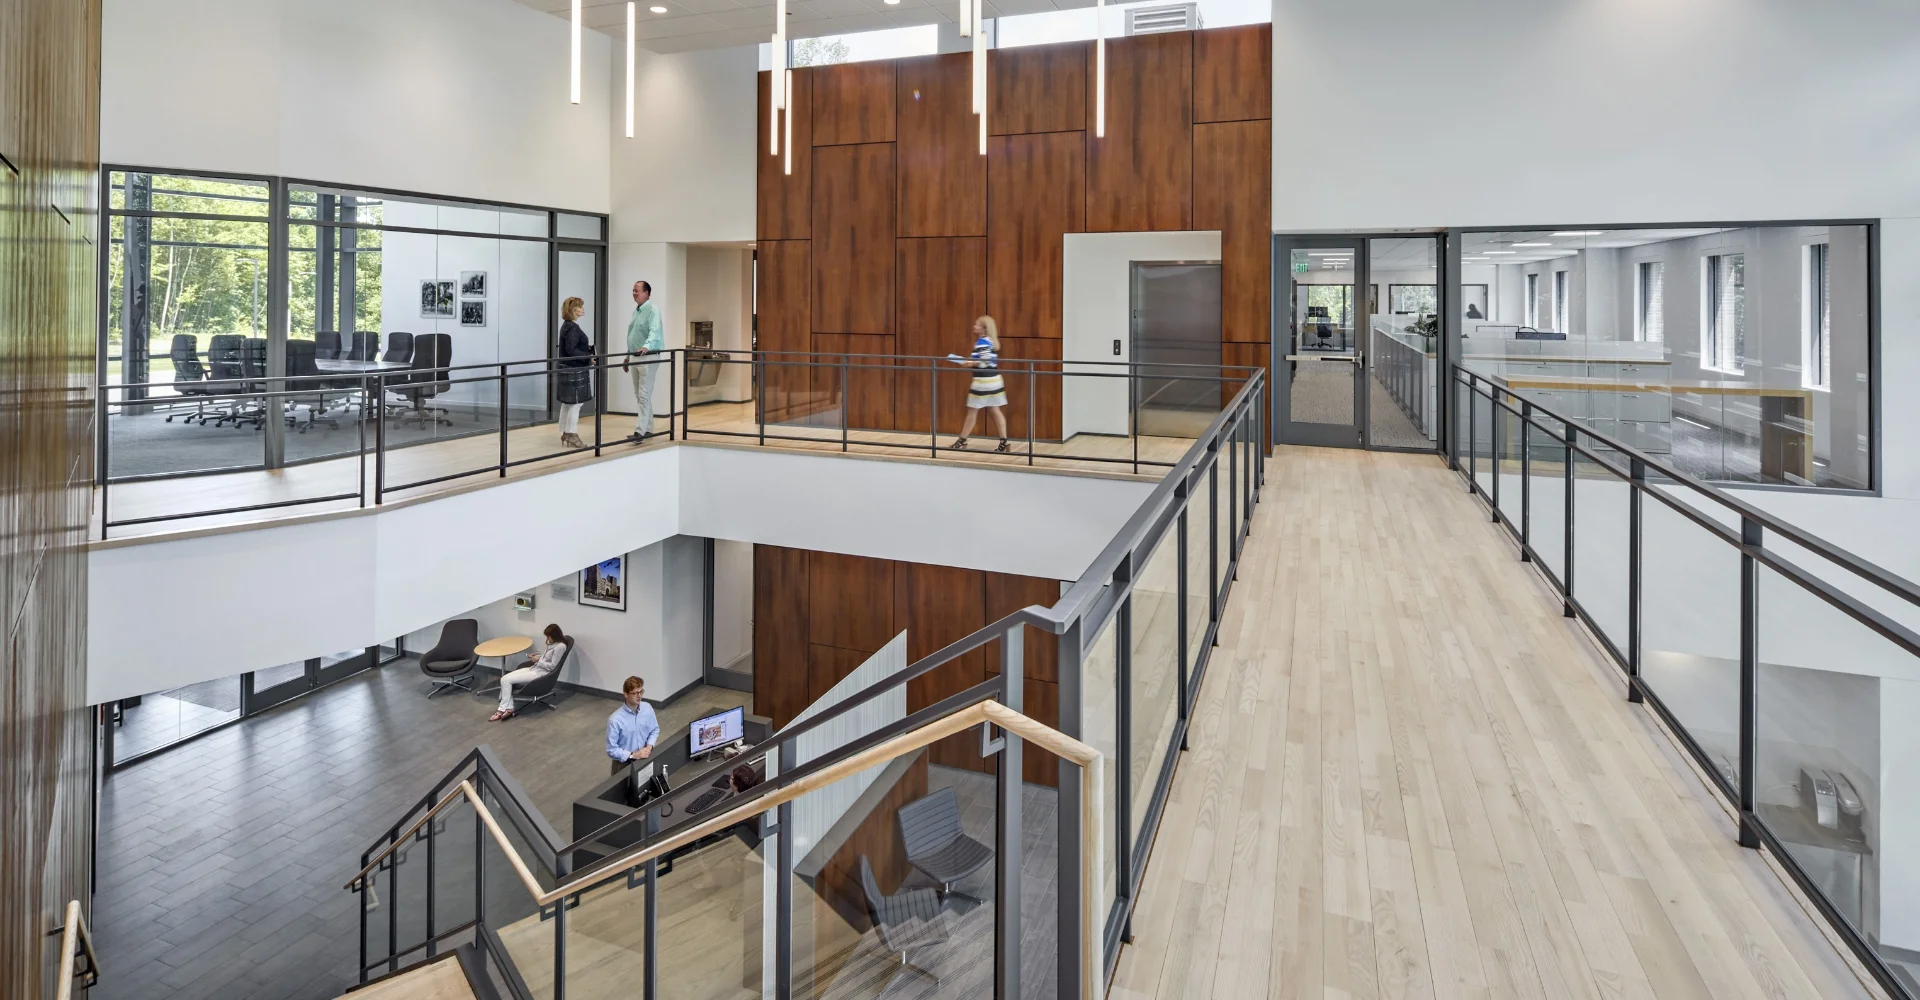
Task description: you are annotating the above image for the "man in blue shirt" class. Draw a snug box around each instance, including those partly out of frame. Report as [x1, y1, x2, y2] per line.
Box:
[623, 279, 665, 442]
[607, 675, 661, 775]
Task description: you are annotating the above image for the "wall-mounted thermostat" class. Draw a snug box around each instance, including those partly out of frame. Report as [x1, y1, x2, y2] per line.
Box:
[514, 592, 536, 612]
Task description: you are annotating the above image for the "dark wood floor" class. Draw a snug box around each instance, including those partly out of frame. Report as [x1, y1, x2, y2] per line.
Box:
[92, 661, 746, 1000]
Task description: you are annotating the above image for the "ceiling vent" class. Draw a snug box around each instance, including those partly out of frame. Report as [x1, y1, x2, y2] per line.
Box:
[1124, 3, 1201, 35]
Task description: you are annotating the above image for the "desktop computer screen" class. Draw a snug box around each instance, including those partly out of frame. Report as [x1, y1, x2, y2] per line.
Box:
[689, 706, 745, 755]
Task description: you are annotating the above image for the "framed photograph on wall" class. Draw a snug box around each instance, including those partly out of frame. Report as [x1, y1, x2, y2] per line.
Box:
[460, 271, 488, 299]
[420, 280, 455, 318]
[579, 555, 626, 612]
[1460, 283, 1490, 321]
[460, 301, 487, 327]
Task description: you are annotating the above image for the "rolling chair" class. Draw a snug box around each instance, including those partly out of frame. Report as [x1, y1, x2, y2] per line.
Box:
[217, 337, 270, 428]
[420, 619, 480, 697]
[165, 334, 220, 423]
[858, 856, 949, 987]
[346, 330, 379, 362]
[382, 331, 414, 365]
[314, 330, 342, 360]
[283, 339, 338, 432]
[479, 635, 572, 713]
[202, 335, 248, 426]
[391, 332, 453, 427]
[897, 786, 994, 906]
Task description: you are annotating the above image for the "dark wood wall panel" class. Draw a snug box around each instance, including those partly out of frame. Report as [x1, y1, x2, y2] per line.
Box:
[755, 544, 814, 730]
[1192, 24, 1271, 123]
[812, 333, 898, 431]
[808, 551, 896, 653]
[758, 240, 815, 422]
[895, 562, 992, 772]
[989, 42, 1087, 135]
[895, 237, 987, 434]
[1223, 341, 1271, 438]
[758, 68, 815, 240]
[984, 572, 1062, 683]
[896, 54, 984, 238]
[1085, 31, 1192, 232]
[1194, 120, 1271, 344]
[812, 143, 896, 335]
[987, 131, 1083, 341]
[1, 3, 100, 994]
[998, 337, 1064, 441]
[808, 643, 872, 703]
[812, 61, 896, 146]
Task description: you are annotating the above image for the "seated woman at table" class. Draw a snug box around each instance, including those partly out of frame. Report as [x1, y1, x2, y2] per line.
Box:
[491, 624, 566, 722]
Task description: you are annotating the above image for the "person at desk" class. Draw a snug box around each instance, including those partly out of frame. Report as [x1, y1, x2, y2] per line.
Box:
[606, 675, 660, 775]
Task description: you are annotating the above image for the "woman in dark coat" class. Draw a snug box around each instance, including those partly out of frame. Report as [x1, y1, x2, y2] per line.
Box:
[556, 296, 594, 448]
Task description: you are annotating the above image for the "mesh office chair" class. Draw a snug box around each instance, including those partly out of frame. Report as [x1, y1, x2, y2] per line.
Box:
[393, 333, 453, 426]
[284, 339, 338, 432]
[382, 331, 414, 364]
[204, 335, 247, 426]
[857, 855, 949, 986]
[166, 334, 219, 424]
[420, 619, 480, 697]
[347, 330, 379, 362]
[897, 786, 994, 905]
[314, 330, 342, 360]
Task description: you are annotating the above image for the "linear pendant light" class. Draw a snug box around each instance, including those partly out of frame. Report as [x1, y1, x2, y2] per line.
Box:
[959, 0, 971, 38]
[570, 0, 582, 104]
[784, 70, 794, 175]
[1094, 0, 1105, 137]
[625, 3, 636, 137]
[974, 0, 986, 153]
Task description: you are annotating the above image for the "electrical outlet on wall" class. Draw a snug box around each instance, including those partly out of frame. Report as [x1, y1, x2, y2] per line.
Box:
[1112, 339, 1121, 356]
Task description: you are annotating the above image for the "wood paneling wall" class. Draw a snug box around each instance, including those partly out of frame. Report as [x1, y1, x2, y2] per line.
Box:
[752, 545, 1063, 785]
[0, 1, 101, 995]
[756, 24, 1274, 438]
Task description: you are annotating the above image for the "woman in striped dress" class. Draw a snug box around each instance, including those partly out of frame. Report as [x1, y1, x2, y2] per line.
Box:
[953, 315, 1010, 452]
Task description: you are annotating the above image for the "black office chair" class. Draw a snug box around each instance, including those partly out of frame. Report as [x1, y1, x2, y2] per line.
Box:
[221, 337, 269, 428]
[202, 334, 247, 426]
[283, 339, 338, 432]
[897, 787, 994, 905]
[314, 330, 342, 360]
[392, 332, 453, 426]
[165, 334, 219, 423]
[858, 855, 949, 985]
[420, 619, 480, 697]
[383, 331, 414, 365]
[347, 330, 379, 362]
[502, 636, 570, 714]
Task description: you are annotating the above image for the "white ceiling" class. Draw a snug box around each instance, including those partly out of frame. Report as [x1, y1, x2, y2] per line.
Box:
[513, 0, 1096, 54]
[1461, 228, 1730, 266]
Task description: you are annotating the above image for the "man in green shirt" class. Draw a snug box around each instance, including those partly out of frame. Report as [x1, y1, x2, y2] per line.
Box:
[623, 279, 665, 441]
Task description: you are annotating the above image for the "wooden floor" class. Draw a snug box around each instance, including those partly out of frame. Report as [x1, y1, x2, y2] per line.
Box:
[345, 952, 475, 1000]
[95, 402, 1191, 540]
[1109, 446, 1879, 1000]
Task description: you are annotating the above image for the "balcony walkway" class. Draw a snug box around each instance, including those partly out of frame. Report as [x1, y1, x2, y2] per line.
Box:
[1111, 446, 1876, 1000]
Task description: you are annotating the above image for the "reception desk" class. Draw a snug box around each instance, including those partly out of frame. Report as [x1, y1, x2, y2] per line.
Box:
[572, 712, 773, 867]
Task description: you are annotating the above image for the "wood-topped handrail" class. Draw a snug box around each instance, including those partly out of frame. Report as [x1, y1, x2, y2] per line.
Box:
[348, 700, 1105, 999]
[54, 899, 99, 1000]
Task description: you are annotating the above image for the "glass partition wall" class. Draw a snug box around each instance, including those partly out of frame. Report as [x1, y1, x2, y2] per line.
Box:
[1451, 223, 1874, 490]
[98, 167, 609, 482]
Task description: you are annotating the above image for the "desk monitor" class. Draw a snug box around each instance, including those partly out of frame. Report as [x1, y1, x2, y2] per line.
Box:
[690, 706, 745, 756]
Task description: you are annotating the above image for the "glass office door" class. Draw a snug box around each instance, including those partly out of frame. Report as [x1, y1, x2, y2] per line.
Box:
[1275, 237, 1366, 447]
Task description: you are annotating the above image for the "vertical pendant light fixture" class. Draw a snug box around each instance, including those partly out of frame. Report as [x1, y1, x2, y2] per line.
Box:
[784, 69, 794, 175]
[959, 0, 971, 37]
[1094, 0, 1105, 137]
[570, 0, 582, 104]
[970, 0, 986, 154]
[625, 3, 636, 137]
[770, 0, 787, 156]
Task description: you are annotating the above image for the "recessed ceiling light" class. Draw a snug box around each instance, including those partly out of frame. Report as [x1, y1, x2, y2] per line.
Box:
[1552, 230, 1603, 236]
[1483, 250, 1515, 255]
[649, 5, 666, 11]
[885, 0, 900, 4]
[1512, 242, 1552, 247]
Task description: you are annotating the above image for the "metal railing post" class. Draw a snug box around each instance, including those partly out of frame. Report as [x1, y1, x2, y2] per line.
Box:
[840, 352, 849, 452]
[1491, 392, 1502, 520]
[358, 377, 369, 508]
[1466, 376, 1477, 493]
[930, 357, 939, 457]
[1518, 401, 1531, 560]
[1176, 501, 1190, 750]
[375, 373, 387, 504]
[1131, 365, 1140, 475]
[1028, 360, 1036, 466]
[1737, 515, 1761, 848]
[498, 365, 509, 476]
[1627, 457, 1645, 703]
[595, 357, 605, 457]
[1562, 422, 1577, 617]
[671, 351, 679, 442]
[644, 807, 660, 1000]
[98, 386, 110, 539]
[425, 811, 438, 958]
[776, 739, 794, 1000]
[995, 625, 1025, 1000]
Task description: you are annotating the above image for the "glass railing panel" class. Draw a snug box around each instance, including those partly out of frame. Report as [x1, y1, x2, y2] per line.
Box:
[1571, 437, 1631, 661]
[651, 817, 763, 1000]
[360, 841, 394, 979]
[1214, 461, 1232, 603]
[1081, 615, 1120, 929]
[1183, 491, 1211, 695]
[1638, 481, 1743, 797]
[1493, 391, 1524, 528]
[431, 801, 481, 946]
[1128, 527, 1181, 837]
[1754, 562, 1901, 975]
[481, 784, 559, 999]
[1472, 385, 1495, 498]
[1522, 410, 1568, 586]
[388, 817, 434, 967]
[1018, 738, 1062, 1000]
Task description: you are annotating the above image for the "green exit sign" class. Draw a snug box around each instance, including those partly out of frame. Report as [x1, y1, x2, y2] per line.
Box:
[1291, 250, 1310, 274]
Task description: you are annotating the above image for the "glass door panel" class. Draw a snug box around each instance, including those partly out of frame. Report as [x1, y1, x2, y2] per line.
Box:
[1276, 238, 1365, 447]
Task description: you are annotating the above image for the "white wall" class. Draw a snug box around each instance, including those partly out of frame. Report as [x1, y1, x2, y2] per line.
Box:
[605, 242, 687, 417]
[90, 444, 1153, 702]
[402, 535, 707, 699]
[1062, 231, 1222, 437]
[1272, 0, 1920, 497]
[608, 44, 757, 246]
[714, 538, 754, 673]
[103, 0, 612, 214]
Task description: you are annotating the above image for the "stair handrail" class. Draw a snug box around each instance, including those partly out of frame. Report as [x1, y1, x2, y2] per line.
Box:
[53, 899, 100, 1000]
[348, 699, 1104, 1000]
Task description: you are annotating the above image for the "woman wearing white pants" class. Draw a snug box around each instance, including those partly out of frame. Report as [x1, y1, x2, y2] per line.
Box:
[491, 624, 567, 721]
[556, 297, 594, 448]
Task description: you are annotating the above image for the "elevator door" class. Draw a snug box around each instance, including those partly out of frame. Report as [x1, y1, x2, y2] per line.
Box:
[1130, 262, 1223, 439]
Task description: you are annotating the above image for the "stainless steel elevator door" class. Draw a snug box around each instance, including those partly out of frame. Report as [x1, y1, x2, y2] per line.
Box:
[1130, 262, 1223, 439]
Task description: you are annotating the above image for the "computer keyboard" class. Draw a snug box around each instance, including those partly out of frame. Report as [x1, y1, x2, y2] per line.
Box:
[688, 787, 727, 814]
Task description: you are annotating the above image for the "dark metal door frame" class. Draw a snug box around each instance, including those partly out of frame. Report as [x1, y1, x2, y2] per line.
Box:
[1272, 235, 1367, 448]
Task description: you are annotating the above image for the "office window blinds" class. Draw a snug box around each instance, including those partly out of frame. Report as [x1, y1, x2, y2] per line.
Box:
[1553, 270, 1568, 332]
[1806, 243, 1830, 389]
[1525, 273, 1539, 327]
[1705, 253, 1746, 373]
[1636, 261, 1664, 342]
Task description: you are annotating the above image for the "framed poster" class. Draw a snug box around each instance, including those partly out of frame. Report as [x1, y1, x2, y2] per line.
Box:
[579, 555, 626, 612]
[1460, 283, 1490, 321]
[460, 301, 487, 327]
[420, 280, 455, 318]
[460, 271, 488, 299]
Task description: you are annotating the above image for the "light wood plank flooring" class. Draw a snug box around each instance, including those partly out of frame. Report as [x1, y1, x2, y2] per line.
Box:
[1109, 446, 1879, 1000]
[344, 953, 475, 1000]
[95, 402, 1191, 540]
